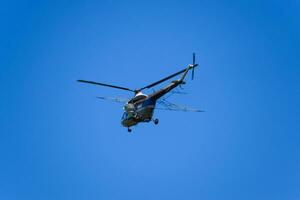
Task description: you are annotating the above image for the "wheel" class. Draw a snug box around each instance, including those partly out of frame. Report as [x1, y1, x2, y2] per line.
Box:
[154, 119, 159, 125]
[127, 128, 132, 132]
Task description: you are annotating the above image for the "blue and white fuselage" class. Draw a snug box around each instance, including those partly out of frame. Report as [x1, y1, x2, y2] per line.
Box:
[121, 78, 187, 128]
[121, 92, 156, 127]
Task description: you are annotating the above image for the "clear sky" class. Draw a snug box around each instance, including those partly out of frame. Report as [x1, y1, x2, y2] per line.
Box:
[1, 0, 300, 199]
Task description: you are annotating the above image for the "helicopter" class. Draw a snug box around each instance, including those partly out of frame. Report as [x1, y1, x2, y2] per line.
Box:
[78, 53, 202, 132]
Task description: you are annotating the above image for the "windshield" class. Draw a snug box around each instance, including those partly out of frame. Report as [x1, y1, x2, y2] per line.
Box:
[122, 112, 128, 120]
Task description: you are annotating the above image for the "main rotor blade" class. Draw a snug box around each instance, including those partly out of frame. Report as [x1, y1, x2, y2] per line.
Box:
[137, 68, 187, 91]
[155, 107, 204, 112]
[97, 96, 129, 103]
[138, 64, 198, 91]
[157, 99, 204, 112]
[77, 80, 135, 92]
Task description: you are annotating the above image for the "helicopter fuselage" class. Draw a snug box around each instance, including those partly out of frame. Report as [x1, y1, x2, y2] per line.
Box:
[121, 97, 156, 127]
[121, 79, 182, 128]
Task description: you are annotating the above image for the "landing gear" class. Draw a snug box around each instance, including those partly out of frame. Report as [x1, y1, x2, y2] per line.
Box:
[154, 118, 159, 125]
[127, 128, 132, 132]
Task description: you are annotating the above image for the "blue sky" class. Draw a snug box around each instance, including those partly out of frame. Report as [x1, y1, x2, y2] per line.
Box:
[1, 0, 300, 199]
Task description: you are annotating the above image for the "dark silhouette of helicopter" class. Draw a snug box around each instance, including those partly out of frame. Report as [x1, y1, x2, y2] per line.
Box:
[78, 53, 202, 132]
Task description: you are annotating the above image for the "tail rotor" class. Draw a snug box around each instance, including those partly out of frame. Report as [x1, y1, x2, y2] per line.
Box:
[191, 53, 198, 80]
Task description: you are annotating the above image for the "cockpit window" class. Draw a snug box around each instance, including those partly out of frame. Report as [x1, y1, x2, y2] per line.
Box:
[122, 112, 128, 120]
[121, 112, 134, 120]
[137, 103, 142, 109]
